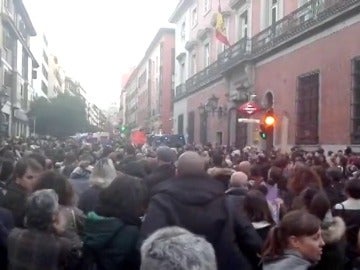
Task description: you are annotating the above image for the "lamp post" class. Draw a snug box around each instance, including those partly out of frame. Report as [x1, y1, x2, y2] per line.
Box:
[198, 95, 228, 145]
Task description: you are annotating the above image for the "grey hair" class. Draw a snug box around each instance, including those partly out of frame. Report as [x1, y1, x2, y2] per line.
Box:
[25, 189, 59, 230]
[90, 158, 117, 188]
[141, 226, 217, 270]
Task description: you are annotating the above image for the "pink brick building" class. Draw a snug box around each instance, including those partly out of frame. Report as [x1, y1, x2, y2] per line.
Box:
[122, 28, 175, 134]
[171, 0, 360, 151]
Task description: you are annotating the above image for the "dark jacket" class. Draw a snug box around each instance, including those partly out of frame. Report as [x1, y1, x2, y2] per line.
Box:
[0, 182, 27, 227]
[78, 186, 102, 214]
[0, 207, 14, 269]
[144, 163, 175, 194]
[225, 187, 247, 216]
[83, 212, 140, 270]
[140, 173, 262, 270]
[69, 178, 90, 197]
[7, 228, 74, 270]
[207, 167, 235, 190]
[313, 216, 346, 270]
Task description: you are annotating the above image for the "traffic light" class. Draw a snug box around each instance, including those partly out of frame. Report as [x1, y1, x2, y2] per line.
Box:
[120, 125, 127, 133]
[259, 109, 275, 140]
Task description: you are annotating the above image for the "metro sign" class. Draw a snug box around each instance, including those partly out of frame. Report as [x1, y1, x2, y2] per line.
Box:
[238, 101, 261, 116]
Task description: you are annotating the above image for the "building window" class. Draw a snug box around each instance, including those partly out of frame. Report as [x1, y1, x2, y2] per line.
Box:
[271, 0, 278, 25]
[239, 11, 248, 39]
[204, 43, 210, 67]
[204, 0, 211, 13]
[43, 51, 48, 65]
[296, 72, 319, 145]
[181, 21, 186, 40]
[41, 81, 48, 95]
[188, 111, 195, 143]
[180, 61, 186, 83]
[42, 64, 48, 80]
[351, 57, 360, 143]
[178, 114, 184, 134]
[138, 70, 147, 87]
[216, 131, 223, 145]
[191, 53, 197, 75]
[191, 7, 198, 27]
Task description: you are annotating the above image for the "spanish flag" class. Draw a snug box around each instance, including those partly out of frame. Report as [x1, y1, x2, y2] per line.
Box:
[215, 2, 230, 46]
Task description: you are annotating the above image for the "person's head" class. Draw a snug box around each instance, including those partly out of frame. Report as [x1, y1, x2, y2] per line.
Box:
[238, 161, 251, 176]
[300, 188, 330, 221]
[26, 153, 46, 170]
[156, 146, 176, 166]
[212, 150, 224, 167]
[34, 171, 75, 206]
[90, 158, 117, 188]
[229, 171, 248, 189]
[96, 174, 148, 221]
[25, 189, 60, 231]
[250, 164, 264, 186]
[14, 158, 43, 193]
[63, 152, 77, 166]
[140, 226, 217, 270]
[267, 166, 283, 186]
[326, 167, 343, 183]
[177, 151, 205, 177]
[345, 179, 360, 199]
[288, 166, 322, 196]
[311, 165, 330, 188]
[124, 144, 136, 156]
[262, 210, 324, 263]
[244, 190, 274, 224]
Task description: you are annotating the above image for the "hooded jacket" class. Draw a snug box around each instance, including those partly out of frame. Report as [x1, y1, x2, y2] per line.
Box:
[313, 216, 346, 270]
[263, 250, 312, 270]
[140, 173, 262, 270]
[83, 212, 140, 270]
[144, 163, 175, 194]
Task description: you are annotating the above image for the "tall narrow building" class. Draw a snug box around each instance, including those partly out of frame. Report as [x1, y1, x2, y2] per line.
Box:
[1, 0, 39, 137]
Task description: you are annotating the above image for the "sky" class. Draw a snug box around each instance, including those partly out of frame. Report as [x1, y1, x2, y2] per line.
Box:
[23, 0, 178, 109]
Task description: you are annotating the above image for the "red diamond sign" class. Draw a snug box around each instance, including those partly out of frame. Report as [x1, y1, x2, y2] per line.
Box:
[238, 101, 261, 116]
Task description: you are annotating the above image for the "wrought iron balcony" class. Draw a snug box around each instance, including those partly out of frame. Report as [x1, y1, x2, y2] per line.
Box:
[252, 0, 360, 56]
[173, 0, 360, 102]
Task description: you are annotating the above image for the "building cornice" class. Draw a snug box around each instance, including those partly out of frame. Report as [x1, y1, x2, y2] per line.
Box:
[14, 0, 36, 36]
[169, 0, 195, 23]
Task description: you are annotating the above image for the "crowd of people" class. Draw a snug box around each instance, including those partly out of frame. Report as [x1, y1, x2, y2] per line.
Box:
[0, 137, 360, 270]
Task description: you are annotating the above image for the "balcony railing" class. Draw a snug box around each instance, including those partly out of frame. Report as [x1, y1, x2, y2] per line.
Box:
[252, 0, 359, 55]
[174, 0, 359, 101]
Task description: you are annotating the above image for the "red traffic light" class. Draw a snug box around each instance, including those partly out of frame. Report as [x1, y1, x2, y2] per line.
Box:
[264, 115, 275, 126]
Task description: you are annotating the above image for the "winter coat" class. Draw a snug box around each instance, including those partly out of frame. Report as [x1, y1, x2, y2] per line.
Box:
[333, 199, 360, 268]
[225, 187, 247, 216]
[263, 250, 312, 270]
[0, 207, 14, 269]
[252, 221, 272, 242]
[69, 177, 90, 197]
[7, 228, 76, 270]
[143, 163, 175, 194]
[140, 173, 262, 270]
[83, 212, 140, 270]
[207, 167, 235, 190]
[0, 182, 27, 227]
[313, 216, 346, 270]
